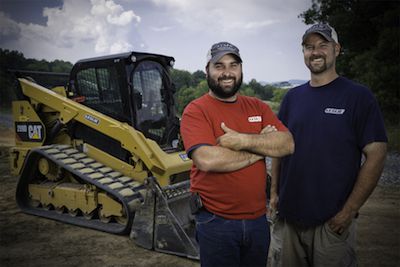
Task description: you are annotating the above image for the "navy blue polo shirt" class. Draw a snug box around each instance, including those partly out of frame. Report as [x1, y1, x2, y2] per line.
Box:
[277, 77, 387, 226]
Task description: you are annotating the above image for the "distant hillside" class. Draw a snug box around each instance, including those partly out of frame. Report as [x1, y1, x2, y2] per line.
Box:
[261, 79, 308, 89]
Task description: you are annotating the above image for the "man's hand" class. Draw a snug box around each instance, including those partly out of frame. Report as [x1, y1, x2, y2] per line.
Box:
[261, 124, 277, 134]
[217, 122, 245, 151]
[327, 207, 355, 235]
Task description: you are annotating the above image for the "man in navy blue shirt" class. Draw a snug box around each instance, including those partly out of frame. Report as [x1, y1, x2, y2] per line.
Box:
[270, 24, 388, 267]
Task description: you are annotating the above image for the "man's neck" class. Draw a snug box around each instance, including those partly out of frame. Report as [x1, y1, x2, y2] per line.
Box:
[310, 71, 339, 87]
[208, 91, 237, 102]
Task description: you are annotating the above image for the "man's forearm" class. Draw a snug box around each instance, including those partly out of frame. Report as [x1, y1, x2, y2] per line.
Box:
[269, 158, 281, 212]
[329, 142, 387, 233]
[235, 131, 294, 157]
[341, 142, 387, 214]
[217, 123, 294, 157]
[192, 145, 264, 172]
[270, 158, 281, 195]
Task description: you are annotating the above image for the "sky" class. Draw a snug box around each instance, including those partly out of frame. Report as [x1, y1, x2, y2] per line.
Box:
[0, 0, 313, 83]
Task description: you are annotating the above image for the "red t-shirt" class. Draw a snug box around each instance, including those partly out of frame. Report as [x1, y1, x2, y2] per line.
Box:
[180, 93, 288, 219]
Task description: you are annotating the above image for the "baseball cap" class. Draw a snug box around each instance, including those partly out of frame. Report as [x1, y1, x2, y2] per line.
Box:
[206, 42, 242, 64]
[302, 24, 339, 44]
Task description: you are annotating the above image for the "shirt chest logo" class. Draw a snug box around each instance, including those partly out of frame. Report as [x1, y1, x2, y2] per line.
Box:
[248, 116, 262, 122]
[324, 108, 345, 115]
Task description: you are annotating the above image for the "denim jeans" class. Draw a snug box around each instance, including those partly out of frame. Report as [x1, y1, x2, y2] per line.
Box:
[195, 209, 270, 267]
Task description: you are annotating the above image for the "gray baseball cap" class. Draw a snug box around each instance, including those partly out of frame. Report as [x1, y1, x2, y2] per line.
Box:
[206, 42, 242, 64]
[302, 24, 339, 44]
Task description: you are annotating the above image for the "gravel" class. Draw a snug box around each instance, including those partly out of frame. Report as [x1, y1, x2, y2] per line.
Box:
[379, 152, 400, 186]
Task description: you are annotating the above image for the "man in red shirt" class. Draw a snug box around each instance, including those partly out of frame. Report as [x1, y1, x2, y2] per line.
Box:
[180, 42, 294, 267]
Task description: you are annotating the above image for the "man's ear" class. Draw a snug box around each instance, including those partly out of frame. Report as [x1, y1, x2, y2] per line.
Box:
[335, 43, 341, 56]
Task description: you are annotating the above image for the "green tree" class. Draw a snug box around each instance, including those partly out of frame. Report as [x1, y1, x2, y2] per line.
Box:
[50, 60, 73, 73]
[175, 80, 209, 114]
[170, 69, 193, 92]
[0, 49, 26, 107]
[247, 79, 263, 99]
[240, 85, 257, 97]
[192, 70, 206, 86]
[271, 88, 290, 104]
[300, 0, 400, 124]
[246, 79, 274, 100]
[0, 49, 73, 108]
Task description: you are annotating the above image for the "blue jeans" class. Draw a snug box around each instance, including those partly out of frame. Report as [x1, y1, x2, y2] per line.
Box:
[195, 209, 270, 267]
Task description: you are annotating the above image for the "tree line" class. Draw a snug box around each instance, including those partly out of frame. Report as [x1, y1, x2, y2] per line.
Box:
[171, 68, 283, 114]
[0, 49, 73, 108]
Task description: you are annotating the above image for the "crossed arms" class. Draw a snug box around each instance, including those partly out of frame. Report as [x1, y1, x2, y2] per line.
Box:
[191, 123, 295, 172]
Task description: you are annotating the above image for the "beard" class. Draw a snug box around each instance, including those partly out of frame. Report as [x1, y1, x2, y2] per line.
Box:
[207, 72, 243, 99]
[306, 54, 336, 74]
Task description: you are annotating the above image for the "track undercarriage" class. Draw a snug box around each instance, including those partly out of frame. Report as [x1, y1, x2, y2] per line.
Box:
[16, 144, 146, 234]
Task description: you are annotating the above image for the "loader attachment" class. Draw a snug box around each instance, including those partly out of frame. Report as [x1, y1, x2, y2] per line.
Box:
[131, 177, 199, 259]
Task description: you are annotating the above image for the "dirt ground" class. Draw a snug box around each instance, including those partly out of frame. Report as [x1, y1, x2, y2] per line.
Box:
[0, 139, 399, 266]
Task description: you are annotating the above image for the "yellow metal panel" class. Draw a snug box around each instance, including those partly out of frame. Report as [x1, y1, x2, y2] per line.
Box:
[98, 193, 123, 217]
[29, 183, 98, 214]
[9, 147, 30, 176]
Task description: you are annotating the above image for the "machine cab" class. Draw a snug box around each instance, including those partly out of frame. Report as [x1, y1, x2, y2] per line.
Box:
[68, 52, 179, 153]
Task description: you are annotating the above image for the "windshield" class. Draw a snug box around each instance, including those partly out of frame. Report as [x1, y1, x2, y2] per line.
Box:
[132, 61, 169, 145]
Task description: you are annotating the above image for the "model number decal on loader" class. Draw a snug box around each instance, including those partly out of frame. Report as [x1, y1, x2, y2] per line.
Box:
[84, 114, 100, 125]
[15, 122, 45, 142]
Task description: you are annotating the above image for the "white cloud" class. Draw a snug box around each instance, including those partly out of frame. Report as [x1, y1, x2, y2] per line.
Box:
[110, 40, 133, 53]
[91, 0, 140, 25]
[150, 26, 173, 32]
[149, 0, 309, 35]
[0, 12, 21, 41]
[0, 0, 142, 60]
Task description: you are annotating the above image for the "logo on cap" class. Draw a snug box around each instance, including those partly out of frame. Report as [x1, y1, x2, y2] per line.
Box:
[207, 42, 242, 64]
[302, 24, 339, 44]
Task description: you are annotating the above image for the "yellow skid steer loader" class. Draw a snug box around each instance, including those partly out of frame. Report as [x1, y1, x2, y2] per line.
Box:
[9, 52, 198, 259]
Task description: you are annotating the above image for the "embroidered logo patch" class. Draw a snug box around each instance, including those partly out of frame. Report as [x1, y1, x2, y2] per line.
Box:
[324, 108, 345, 115]
[248, 116, 262, 122]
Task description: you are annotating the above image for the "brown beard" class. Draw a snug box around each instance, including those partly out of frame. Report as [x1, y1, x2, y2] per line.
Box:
[207, 72, 243, 99]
